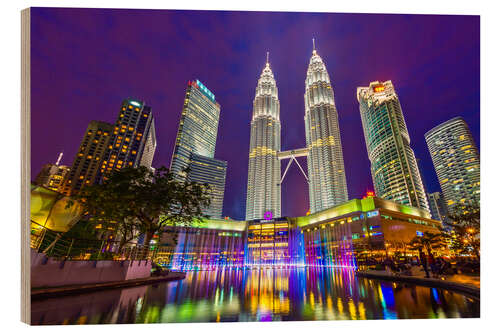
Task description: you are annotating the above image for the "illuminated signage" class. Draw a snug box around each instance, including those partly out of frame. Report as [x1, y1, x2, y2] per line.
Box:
[367, 210, 379, 218]
[373, 85, 385, 93]
[263, 211, 273, 220]
[416, 231, 423, 237]
[195, 79, 215, 102]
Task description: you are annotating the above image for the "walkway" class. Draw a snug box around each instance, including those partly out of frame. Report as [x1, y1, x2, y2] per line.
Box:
[32, 272, 186, 300]
[356, 269, 480, 300]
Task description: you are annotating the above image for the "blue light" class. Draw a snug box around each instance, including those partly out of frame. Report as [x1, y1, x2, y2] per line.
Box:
[196, 79, 216, 102]
[416, 231, 423, 237]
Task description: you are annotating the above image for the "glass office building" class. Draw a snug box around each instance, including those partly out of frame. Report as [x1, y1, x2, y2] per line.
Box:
[171, 80, 227, 218]
[188, 153, 227, 218]
[357, 81, 429, 212]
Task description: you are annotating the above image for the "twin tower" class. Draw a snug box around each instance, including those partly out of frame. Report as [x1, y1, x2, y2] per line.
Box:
[246, 44, 348, 220]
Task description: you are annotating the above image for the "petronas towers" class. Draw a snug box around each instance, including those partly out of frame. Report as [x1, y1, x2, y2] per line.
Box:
[245, 54, 282, 220]
[304, 45, 348, 213]
[246, 44, 348, 220]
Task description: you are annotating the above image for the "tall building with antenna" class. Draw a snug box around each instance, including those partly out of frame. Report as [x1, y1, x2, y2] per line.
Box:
[246, 53, 281, 220]
[34, 152, 71, 193]
[304, 40, 348, 213]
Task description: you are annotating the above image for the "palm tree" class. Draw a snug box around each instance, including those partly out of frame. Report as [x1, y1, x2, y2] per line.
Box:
[408, 232, 446, 258]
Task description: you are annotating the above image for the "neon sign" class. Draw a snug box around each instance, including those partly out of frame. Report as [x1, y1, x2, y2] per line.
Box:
[263, 211, 273, 220]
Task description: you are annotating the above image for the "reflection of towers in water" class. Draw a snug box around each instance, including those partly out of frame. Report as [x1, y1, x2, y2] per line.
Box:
[245, 53, 281, 221]
[304, 41, 349, 214]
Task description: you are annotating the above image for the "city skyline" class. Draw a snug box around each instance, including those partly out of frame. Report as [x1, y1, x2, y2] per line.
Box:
[30, 8, 480, 220]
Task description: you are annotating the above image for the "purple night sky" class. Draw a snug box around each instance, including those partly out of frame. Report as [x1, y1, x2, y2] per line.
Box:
[30, 8, 480, 220]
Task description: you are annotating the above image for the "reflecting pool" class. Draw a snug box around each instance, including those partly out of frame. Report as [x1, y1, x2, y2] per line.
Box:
[31, 267, 479, 324]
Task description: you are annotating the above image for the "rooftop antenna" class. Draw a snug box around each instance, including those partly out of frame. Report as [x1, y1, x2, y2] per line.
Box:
[266, 51, 269, 65]
[55, 152, 63, 166]
[312, 38, 316, 51]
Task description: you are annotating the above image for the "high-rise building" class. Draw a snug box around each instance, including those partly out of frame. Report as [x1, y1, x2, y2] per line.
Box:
[100, 98, 156, 181]
[171, 80, 227, 218]
[188, 153, 227, 218]
[246, 55, 281, 220]
[357, 80, 429, 212]
[34, 152, 70, 193]
[304, 44, 348, 213]
[62, 121, 113, 196]
[424, 117, 480, 213]
[428, 192, 448, 222]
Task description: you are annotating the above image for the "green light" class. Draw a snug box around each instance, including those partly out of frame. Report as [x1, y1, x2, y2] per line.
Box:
[161, 216, 246, 231]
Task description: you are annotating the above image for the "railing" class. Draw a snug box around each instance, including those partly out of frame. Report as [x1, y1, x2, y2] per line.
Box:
[30, 222, 159, 261]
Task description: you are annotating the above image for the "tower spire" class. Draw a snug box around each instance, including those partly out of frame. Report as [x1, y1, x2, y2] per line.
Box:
[266, 51, 269, 65]
[55, 152, 63, 166]
[312, 38, 316, 53]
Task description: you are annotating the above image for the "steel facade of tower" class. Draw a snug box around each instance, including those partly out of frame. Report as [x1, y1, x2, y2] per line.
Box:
[246, 59, 281, 220]
[357, 81, 429, 212]
[304, 48, 348, 213]
[425, 117, 480, 212]
[170, 80, 227, 218]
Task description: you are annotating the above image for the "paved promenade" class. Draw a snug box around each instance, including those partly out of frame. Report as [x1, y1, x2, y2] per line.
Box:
[356, 268, 480, 300]
[32, 272, 186, 300]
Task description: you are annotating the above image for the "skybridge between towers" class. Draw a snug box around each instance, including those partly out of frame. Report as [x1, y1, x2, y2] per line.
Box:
[277, 147, 309, 185]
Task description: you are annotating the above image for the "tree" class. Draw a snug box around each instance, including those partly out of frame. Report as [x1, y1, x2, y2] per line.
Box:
[444, 203, 480, 259]
[408, 231, 446, 258]
[70, 166, 212, 258]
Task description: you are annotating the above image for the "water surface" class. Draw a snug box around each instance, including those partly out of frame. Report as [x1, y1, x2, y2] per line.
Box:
[31, 267, 479, 324]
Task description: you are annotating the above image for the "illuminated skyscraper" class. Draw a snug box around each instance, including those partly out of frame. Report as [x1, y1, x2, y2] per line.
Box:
[100, 98, 156, 181]
[188, 153, 227, 218]
[357, 81, 429, 211]
[304, 43, 348, 213]
[62, 121, 113, 196]
[171, 80, 227, 218]
[425, 117, 480, 213]
[245, 55, 281, 220]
